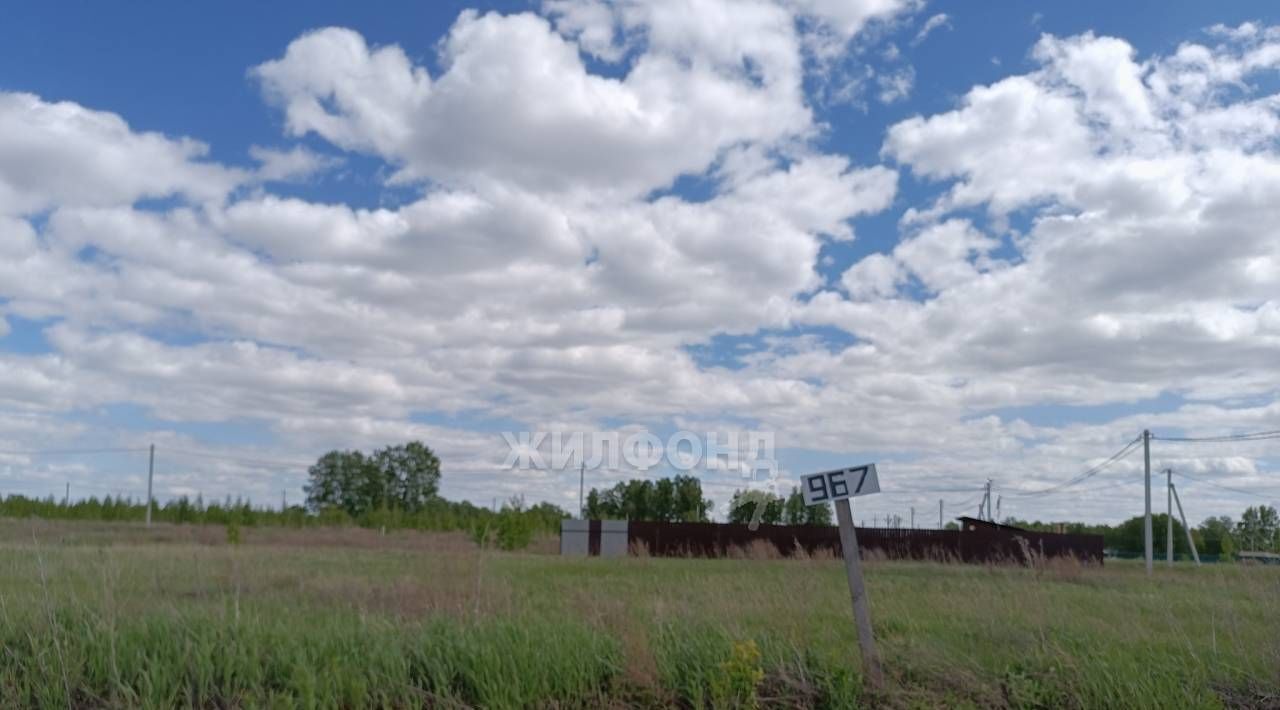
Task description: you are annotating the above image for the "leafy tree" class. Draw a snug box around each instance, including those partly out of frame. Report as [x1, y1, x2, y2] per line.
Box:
[728, 490, 783, 525]
[1197, 516, 1234, 556]
[783, 489, 807, 525]
[372, 441, 441, 512]
[1234, 505, 1279, 551]
[584, 489, 603, 520]
[304, 442, 441, 517]
[652, 478, 676, 522]
[1220, 531, 1237, 560]
[672, 475, 713, 522]
[781, 487, 832, 525]
[1107, 514, 1189, 556]
[493, 497, 536, 551]
[304, 450, 372, 516]
[583, 475, 712, 522]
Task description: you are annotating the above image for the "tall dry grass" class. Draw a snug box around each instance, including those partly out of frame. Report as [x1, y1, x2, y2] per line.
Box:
[0, 519, 1275, 708]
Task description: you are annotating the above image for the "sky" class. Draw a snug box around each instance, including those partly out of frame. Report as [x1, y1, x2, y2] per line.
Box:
[1, 0, 1278, 525]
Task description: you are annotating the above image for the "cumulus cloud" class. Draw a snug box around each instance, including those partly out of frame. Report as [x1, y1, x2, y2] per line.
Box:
[812, 25, 1280, 440]
[0, 93, 243, 216]
[253, 13, 812, 197]
[249, 145, 342, 183]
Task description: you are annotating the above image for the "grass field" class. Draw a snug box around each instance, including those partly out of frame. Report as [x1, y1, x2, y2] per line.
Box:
[0, 519, 1276, 709]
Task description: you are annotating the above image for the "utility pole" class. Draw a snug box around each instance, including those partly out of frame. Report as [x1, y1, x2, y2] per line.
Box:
[282, 489, 287, 511]
[938, 499, 943, 528]
[910, 507, 915, 529]
[1143, 429, 1152, 575]
[64, 482, 69, 506]
[1170, 483, 1200, 565]
[996, 495, 1002, 523]
[578, 462, 585, 519]
[146, 443, 155, 527]
[1166, 468, 1173, 567]
[983, 479, 993, 521]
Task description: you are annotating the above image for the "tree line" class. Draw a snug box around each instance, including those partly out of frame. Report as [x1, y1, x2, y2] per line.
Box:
[1004, 504, 1279, 558]
[583, 475, 714, 522]
[0, 441, 569, 550]
[581, 478, 834, 526]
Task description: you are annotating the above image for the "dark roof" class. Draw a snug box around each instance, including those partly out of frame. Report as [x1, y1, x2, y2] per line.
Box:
[957, 516, 1028, 533]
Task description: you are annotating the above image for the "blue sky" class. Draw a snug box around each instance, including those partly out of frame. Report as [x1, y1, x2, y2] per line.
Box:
[1, 0, 1278, 522]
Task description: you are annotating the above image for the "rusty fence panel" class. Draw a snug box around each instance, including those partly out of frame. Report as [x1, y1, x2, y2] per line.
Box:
[625, 521, 1102, 565]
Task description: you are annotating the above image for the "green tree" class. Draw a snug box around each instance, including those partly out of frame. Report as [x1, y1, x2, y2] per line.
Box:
[304, 450, 372, 516]
[652, 478, 676, 522]
[779, 487, 832, 525]
[371, 441, 441, 512]
[583, 475, 712, 522]
[1197, 516, 1234, 556]
[1234, 505, 1279, 551]
[727, 490, 783, 525]
[671, 475, 712, 522]
[783, 488, 807, 525]
[1220, 530, 1237, 560]
[584, 489, 603, 520]
[1108, 514, 1188, 556]
[304, 442, 441, 517]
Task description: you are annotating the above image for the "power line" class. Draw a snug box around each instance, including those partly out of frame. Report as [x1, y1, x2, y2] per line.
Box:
[0, 447, 149, 456]
[1003, 435, 1144, 498]
[1153, 429, 1280, 443]
[943, 494, 982, 510]
[161, 447, 312, 470]
[883, 486, 986, 495]
[1172, 470, 1279, 501]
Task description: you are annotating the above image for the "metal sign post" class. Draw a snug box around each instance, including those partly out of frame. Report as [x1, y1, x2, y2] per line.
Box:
[800, 464, 884, 690]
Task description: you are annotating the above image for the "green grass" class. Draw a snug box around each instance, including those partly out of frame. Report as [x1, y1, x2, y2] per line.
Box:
[0, 519, 1276, 708]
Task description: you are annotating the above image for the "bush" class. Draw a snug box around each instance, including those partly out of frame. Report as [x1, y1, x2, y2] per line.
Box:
[710, 639, 764, 709]
[494, 510, 535, 551]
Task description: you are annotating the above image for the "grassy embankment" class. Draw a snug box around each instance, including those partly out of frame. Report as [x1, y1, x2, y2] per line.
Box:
[0, 519, 1276, 708]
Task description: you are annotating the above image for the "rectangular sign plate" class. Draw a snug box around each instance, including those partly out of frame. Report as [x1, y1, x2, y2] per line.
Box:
[801, 464, 879, 506]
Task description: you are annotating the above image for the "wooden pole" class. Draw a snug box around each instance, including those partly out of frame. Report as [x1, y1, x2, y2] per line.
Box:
[835, 498, 884, 690]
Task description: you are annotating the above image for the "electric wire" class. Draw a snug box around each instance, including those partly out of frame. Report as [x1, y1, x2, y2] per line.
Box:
[0, 447, 149, 456]
[1002, 435, 1143, 498]
[160, 447, 313, 470]
[1153, 429, 1280, 443]
[1172, 470, 1278, 501]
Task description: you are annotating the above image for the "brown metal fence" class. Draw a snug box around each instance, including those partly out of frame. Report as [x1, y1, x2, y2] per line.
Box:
[625, 521, 1103, 565]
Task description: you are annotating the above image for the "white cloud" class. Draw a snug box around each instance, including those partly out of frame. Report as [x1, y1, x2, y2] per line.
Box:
[911, 12, 950, 46]
[249, 145, 342, 182]
[788, 0, 919, 42]
[877, 66, 915, 103]
[0, 93, 243, 216]
[253, 14, 812, 197]
[818, 28, 1280, 414]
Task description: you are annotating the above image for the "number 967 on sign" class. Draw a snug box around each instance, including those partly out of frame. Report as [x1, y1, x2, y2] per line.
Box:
[800, 464, 880, 506]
